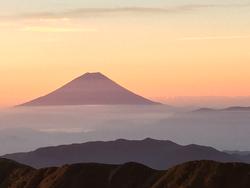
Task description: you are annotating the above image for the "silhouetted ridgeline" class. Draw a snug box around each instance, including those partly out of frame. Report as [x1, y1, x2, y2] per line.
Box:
[1, 158, 250, 188]
[3, 138, 246, 169]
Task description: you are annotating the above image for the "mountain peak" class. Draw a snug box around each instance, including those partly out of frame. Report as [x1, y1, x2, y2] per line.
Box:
[20, 72, 160, 106]
[80, 72, 107, 80]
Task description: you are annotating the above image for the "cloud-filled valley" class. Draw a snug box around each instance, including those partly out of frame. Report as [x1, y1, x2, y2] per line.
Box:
[1, 105, 250, 155]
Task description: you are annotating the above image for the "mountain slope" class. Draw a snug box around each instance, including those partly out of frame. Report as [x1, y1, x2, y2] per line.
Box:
[1, 159, 250, 188]
[0, 158, 33, 187]
[152, 160, 250, 188]
[0, 159, 161, 188]
[3, 138, 240, 169]
[20, 72, 159, 106]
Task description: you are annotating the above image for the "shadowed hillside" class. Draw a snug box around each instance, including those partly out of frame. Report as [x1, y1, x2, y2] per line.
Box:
[1, 159, 250, 188]
[3, 138, 241, 169]
[152, 160, 250, 188]
[0, 158, 161, 188]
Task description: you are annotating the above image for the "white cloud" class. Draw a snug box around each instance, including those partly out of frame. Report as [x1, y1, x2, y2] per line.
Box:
[39, 128, 95, 133]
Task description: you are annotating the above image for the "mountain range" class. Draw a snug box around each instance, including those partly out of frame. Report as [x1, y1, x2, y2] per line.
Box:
[1, 158, 250, 188]
[20, 72, 159, 106]
[3, 138, 248, 170]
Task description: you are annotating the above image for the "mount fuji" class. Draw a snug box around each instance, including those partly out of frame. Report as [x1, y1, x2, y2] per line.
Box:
[20, 72, 160, 106]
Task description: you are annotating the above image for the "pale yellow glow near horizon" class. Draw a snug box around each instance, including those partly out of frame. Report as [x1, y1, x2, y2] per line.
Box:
[1, 9, 250, 107]
[20, 26, 98, 33]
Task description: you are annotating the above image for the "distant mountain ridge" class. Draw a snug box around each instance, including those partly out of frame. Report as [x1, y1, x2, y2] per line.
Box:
[1, 158, 250, 188]
[195, 106, 250, 112]
[20, 72, 159, 106]
[3, 138, 245, 170]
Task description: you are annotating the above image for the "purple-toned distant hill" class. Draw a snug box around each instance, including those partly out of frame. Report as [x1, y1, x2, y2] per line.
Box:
[20, 72, 160, 106]
[3, 138, 241, 169]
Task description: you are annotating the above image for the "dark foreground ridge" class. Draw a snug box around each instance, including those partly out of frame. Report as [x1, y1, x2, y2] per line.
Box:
[3, 138, 247, 169]
[20, 72, 160, 106]
[1, 158, 250, 188]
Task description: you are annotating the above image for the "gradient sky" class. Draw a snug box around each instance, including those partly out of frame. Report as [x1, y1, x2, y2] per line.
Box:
[1, 0, 250, 107]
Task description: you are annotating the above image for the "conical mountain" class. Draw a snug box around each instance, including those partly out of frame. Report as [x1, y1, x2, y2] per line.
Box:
[20, 72, 159, 106]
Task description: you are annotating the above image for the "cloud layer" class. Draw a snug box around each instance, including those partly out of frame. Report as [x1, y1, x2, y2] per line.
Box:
[3, 3, 248, 19]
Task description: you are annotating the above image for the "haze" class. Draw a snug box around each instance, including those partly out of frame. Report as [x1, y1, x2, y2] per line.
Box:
[1, 106, 250, 155]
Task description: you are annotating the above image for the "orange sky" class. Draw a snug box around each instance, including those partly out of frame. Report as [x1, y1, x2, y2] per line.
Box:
[1, 5, 250, 107]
